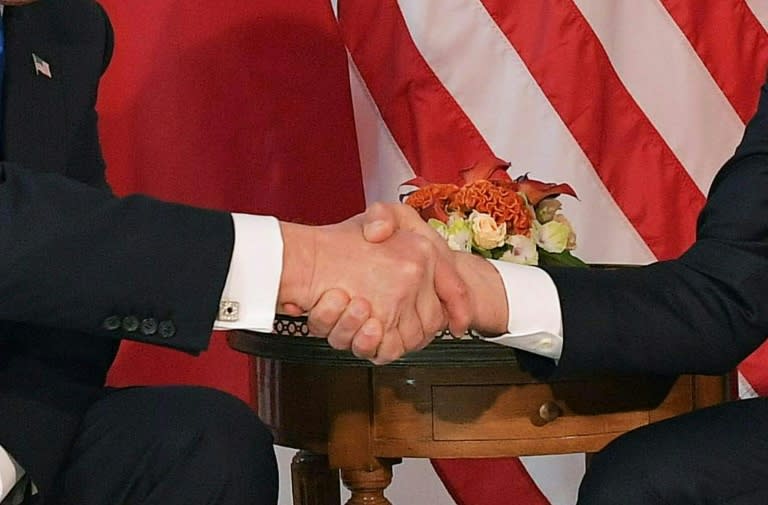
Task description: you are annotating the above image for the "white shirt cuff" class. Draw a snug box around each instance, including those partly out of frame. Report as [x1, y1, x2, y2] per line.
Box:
[213, 214, 283, 332]
[480, 260, 564, 359]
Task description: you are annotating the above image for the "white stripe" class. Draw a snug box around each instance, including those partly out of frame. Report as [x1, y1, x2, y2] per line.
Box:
[574, 0, 745, 195]
[347, 58, 416, 205]
[0, 445, 18, 503]
[522, 454, 584, 505]
[396, 0, 654, 264]
[738, 371, 760, 399]
[746, 0, 768, 33]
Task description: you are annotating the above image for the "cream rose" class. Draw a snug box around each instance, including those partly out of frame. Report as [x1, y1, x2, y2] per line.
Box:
[469, 211, 507, 250]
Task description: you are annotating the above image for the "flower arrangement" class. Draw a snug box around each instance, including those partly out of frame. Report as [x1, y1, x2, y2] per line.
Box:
[402, 157, 587, 267]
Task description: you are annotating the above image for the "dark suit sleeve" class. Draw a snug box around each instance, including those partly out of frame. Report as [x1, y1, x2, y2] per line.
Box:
[0, 163, 235, 353]
[522, 82, 768, 378]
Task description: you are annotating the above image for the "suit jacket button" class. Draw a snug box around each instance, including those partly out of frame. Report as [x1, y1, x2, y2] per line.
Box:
[140, 318, 158, 336]
[103, 315, 121, 331]
[159, 320, 176, 339]
[122, 316, 140, 333]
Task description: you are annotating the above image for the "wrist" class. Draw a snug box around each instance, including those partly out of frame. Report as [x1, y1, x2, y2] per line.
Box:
[277, 222, 317, 311]
[455, 253, 509, 335]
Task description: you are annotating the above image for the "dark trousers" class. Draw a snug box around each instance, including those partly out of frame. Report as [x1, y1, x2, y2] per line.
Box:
[579, 397, 768, 505]
[43, 386, 278, 505]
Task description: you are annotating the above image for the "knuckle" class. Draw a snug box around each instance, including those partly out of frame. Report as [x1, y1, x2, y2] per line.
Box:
[343, 299, 370, 326]
[402, 257, 427, 279]
[414, 236, 434, 256]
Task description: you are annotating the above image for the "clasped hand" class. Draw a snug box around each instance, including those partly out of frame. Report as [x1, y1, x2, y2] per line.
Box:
[277, 203, 472, 364]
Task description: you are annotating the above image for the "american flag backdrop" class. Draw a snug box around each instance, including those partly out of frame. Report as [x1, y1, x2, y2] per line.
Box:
[99, 1, 768, 504]
[339, 1, 768, 503]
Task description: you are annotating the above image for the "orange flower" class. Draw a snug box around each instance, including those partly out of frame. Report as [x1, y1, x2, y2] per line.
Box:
[451, 180, 532, 235]
[401, 158, 577, 230]
[404, 183, 460, 222]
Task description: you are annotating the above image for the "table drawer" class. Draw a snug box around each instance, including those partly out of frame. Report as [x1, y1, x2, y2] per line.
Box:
[432, 377, 692, 441]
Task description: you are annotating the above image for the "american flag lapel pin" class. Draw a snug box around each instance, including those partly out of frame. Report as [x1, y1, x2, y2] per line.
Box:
[32, 53, 52, 79]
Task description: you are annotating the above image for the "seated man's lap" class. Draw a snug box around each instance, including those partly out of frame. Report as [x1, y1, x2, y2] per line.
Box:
[50, 386, 278, 505]
[579, 397, 768, 505]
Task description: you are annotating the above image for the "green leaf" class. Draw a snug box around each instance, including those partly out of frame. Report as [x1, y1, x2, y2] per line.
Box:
[472, 246, 492, 259]
[537, 249, 589, 268]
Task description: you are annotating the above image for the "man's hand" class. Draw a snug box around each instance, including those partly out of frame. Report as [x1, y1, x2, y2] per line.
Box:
[362, 203, 509, 335]
[362, 203, 474, 335]
[301, 203, 510, 356]
[277, 212, 471, 364]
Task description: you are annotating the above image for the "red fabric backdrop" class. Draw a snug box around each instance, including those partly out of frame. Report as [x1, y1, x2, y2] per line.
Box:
[99, 0, 365, 401]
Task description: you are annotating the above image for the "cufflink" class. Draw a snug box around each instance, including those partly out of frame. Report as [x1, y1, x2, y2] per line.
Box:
[218, 300, 240, 322]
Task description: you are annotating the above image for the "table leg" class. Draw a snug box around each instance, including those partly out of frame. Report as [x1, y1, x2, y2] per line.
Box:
[291, 450, 341, 505]
[340, 461, 395, 505]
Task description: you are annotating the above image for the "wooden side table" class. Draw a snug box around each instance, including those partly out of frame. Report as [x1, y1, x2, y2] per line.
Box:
[228, 322, 726, 505]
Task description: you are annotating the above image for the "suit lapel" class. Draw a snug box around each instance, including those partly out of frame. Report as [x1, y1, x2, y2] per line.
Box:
[2, 5, 67, 172]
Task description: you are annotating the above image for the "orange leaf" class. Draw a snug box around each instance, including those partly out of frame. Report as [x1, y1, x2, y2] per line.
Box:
[458, 157, 512, 185]
[515, 174, 578, 205]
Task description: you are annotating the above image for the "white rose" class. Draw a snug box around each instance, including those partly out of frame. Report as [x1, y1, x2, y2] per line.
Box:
[553, 215, 577, 250]
[501, 234, 539, 265]
[536, 220, 571, 253]
[469, 211, 507, 250]
[445, 215, 473, 252]
[427, 218, 449, 240]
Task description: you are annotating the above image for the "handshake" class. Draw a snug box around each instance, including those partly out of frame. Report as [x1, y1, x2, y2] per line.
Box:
[276, 203, 510, 365]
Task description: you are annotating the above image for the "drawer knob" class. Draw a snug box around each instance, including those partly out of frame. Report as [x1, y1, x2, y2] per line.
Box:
[537, 401, 563, 423]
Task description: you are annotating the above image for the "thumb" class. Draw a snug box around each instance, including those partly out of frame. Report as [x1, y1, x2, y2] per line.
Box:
[362, 202, 399, 243]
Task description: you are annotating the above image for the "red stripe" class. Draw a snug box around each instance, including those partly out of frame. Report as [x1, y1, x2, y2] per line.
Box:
[660, 0, 768, 123]
[338, 0, 495, 181]
[480, 0, 705, 260]
[738, 341, 768, 397]
[433, 458, 550, 505]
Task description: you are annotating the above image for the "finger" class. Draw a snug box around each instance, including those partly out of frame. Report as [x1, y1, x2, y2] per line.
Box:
[327, 297, 373, 351]
[413, 286, 447, 350]
[362, 202, 398, 243]
[278, 302, 305, 317]
[414, 283, 448, 349]
[350, 318, 384, 360]
[415, 325, 439, 351]
[307, 289, 351, 337]
[393, 213, 471, 336]
[370, 328, 407, 366]
[395, 308, 426, 355]
[434, 255, 472, 337]
[409, 248, 446, 351]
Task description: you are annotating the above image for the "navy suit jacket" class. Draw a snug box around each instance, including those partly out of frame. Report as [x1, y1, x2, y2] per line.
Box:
[0, 1, 234, 497]
[521, 81, 768, 379]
